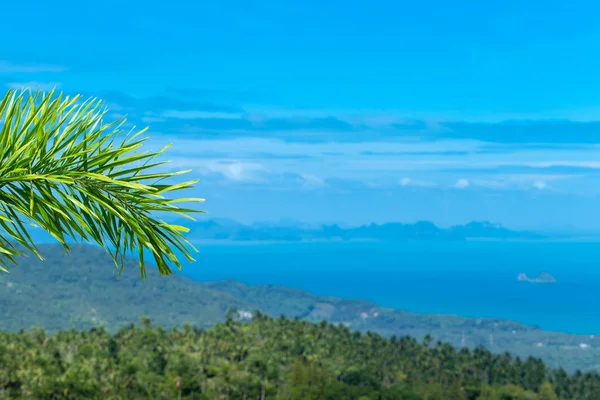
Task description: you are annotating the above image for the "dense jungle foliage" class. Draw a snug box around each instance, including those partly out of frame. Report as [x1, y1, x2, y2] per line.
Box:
[1, 314, 599, 400]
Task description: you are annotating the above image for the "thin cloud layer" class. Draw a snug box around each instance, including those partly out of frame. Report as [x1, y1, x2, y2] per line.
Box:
[144, 132, 600, 196]
[0, 60, 67, 73]
[143, 114, 600, 144]
[55, 90, 600, 145]
[7, 81, 61, 91]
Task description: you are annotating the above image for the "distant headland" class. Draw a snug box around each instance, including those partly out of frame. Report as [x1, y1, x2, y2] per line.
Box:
[517, 273, 557, 283]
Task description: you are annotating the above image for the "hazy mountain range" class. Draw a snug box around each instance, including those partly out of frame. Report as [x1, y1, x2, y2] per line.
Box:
[22, 218, 546, 245]
[186, 218, 544, 242]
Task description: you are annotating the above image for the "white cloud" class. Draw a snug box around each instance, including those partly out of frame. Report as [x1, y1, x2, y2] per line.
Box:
[399, 177, 435, 187]
[158, 156, 268, 183]
[203, 161, 267, 182]
[400, 177, 412, 186]
[455, 178, 470, 189]
[0, 61, 66, 73]
[533, 180, 547, 190]
[7, 81, 61, 91]
[298, 173, 327, 189]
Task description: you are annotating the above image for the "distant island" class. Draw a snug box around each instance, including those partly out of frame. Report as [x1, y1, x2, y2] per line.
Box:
[517, 272, 557, 283]
[22, 218, 545, 244]
[184, 219, 544, 242]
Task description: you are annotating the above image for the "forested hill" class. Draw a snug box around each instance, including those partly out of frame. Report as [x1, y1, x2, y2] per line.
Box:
[4, 315, 599, 399]
[1, 244, 599, 375]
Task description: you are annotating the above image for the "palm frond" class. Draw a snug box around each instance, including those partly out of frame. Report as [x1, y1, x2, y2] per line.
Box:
[0, 88, 205, 278]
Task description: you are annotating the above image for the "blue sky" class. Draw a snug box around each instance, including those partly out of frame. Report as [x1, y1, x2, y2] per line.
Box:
[2, 0, 600, 231]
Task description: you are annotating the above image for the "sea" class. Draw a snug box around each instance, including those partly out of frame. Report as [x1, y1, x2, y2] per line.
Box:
[180, 240, 600, 335]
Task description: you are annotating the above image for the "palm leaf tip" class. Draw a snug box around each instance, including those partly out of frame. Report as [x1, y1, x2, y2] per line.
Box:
[0, 88, 205, 278]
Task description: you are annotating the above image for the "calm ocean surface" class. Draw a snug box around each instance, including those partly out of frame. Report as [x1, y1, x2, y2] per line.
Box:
[181, 240, 600, 335]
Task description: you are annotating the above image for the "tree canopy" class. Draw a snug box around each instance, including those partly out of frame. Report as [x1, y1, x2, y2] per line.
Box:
[1, 315, 595, 399]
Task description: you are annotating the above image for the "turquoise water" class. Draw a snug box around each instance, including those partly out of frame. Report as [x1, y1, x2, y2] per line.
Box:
[181, 240, 600, 335]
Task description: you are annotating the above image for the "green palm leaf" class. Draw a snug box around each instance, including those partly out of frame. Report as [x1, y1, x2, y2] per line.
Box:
[0, 88, 205, 278]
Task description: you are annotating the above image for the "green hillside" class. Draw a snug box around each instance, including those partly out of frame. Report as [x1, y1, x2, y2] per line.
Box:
[1, 244, 599, 374]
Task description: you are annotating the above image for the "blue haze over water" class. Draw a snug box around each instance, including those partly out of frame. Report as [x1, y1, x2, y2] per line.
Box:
[180, 240, 600, 335]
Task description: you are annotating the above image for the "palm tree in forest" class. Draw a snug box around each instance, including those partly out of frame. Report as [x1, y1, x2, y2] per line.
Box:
[0, 88, 204, 278]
